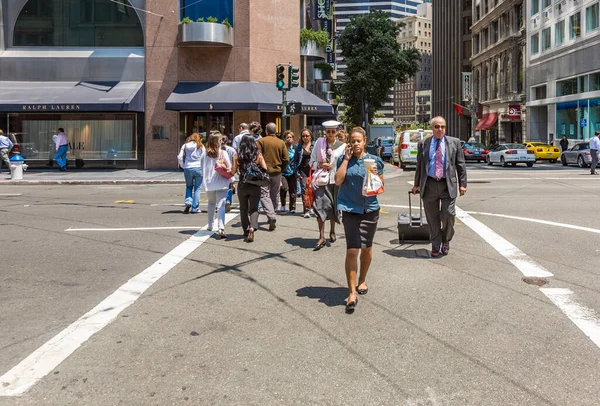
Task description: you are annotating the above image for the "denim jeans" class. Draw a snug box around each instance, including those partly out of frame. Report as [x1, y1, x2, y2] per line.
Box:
[206, 189, 228, 230]
[54, 145, 68, 169]
[183, 167, 203, 212]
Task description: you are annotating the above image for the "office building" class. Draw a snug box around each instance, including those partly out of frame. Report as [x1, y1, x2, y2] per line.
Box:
[526, 0, 600, 146]
[432, 0, 472, 138]
[395, 2, 433, 126]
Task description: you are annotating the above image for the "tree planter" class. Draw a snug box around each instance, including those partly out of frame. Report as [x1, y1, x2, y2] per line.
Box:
[300, 40, 326, 60]
[179, 22, 234, 47]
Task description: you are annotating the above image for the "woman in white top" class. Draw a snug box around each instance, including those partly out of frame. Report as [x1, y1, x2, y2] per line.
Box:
[309, 121, 346, 250]
[177, 133, 204, 214]
[202, 133, 232, 239]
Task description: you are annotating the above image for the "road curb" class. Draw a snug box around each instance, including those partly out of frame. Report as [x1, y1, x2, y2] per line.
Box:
[0, 179, 185, 185]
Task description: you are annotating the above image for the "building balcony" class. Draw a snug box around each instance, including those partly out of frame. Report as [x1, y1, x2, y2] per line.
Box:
[300, 40, 326, 61]
[178, 22, 234, 47]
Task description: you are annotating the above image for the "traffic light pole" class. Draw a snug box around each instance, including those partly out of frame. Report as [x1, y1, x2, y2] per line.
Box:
[281, 89, 287, 134]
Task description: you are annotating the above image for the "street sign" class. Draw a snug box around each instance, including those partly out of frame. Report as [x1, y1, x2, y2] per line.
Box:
[581, 118, 587, 127]
[287, 101, 302, 115]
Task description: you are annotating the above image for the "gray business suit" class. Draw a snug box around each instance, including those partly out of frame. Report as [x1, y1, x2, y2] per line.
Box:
[414, 135, 467, 249]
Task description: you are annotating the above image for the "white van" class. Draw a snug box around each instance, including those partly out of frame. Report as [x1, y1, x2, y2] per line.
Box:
[392, 129, 433, 168]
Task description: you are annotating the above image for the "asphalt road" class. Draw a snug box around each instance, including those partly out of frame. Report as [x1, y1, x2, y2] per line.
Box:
[1, 162, 600, 405]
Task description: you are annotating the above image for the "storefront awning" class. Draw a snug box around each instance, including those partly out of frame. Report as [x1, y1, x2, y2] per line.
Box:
[0, 81, 144, 112]
[474, 113, 498, 130]
[165, 81, 334, 116]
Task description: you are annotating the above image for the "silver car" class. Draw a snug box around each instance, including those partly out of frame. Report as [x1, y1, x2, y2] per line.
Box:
[560, 142, 594, 167]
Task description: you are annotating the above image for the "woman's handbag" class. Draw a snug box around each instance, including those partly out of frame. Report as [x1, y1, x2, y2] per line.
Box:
[243, 161, 270, 186]
[215, 151, 234, 179]
[311, 168, 330, 188]
[303, 170, 315, 209]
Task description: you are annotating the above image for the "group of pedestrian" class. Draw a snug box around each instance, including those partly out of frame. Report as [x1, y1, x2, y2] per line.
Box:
[175, 116, 471, 315]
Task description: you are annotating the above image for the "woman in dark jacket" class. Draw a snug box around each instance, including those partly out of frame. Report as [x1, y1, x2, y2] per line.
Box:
[295, 128, 314, 218]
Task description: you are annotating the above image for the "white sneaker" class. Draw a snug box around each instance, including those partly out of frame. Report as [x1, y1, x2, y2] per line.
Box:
[280, 206, 286, 212]
[303, 212, 311, 218]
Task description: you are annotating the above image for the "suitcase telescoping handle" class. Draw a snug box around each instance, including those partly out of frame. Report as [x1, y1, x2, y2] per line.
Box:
[408, 190, 424, 227]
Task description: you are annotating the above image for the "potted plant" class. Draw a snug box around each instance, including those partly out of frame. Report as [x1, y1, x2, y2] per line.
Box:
[179, 16, 234, 46]
[300, 29, 329, 49]
[314, 62, 333, 80]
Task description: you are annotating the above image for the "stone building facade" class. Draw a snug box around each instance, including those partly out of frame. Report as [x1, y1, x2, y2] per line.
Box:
[471, 0, 526, 145]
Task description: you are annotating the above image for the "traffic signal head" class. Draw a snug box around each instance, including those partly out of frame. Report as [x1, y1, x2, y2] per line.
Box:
[276, 64, 286, 90]
[288, 65, 300, 90]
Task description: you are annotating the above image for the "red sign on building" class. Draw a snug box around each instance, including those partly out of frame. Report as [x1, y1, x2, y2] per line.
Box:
[508, 105, 521, 120]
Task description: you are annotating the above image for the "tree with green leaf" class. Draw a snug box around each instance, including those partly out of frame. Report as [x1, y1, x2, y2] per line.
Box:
[337, 10, 421, 127]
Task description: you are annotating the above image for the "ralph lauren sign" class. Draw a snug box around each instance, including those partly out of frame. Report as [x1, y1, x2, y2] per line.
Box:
[21, 105, 82, 111]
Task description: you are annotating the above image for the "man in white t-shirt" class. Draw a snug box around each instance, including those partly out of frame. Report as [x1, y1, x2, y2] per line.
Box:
[232, 123, 250, 151]
[590, 131, 600, 175]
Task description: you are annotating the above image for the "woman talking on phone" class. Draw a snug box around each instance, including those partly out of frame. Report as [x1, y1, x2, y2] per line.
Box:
[335, 127, 384, 314]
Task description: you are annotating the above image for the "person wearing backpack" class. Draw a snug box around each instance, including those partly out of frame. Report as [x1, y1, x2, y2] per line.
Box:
[230, 135, 267, 242]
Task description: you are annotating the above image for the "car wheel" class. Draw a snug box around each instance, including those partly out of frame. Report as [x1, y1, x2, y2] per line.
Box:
[511, 162, 517, 167]
[487, 155, 493, 166]
[549, 159, 557, 163]
[477, 160, 481, 163]
[578, 155, 586, 168]
[561, 155, 568, 166]
[501, 157, 508, 167]
[527, 162, 534, 167]
[400, 162, 406, 170]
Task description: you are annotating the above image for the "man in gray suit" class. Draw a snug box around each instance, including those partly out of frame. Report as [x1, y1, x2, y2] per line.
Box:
[411, 116, 467, 257]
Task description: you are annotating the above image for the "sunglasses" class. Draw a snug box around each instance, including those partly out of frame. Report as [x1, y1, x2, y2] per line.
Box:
[433, 125, 446, 129]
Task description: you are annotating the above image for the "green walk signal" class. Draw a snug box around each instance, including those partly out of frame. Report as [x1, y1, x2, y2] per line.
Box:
[288, 65, 300, 90]
[276, 64, 286, 91]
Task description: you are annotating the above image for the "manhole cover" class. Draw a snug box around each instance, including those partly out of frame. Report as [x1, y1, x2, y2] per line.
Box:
[522, 277, 549, 286]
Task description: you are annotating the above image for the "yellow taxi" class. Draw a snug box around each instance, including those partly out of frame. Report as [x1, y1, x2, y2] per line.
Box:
[523, 142, 561, 163]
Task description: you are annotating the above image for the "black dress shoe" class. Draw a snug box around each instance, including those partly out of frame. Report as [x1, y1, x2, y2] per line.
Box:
[314, 240, 327, 251]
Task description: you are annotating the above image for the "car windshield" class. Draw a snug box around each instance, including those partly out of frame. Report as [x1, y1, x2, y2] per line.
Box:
[465, 143, 486, 149]
[579, 143, 589, 149]
[409, 133, 423, 142]
[505, 143, 526, 149]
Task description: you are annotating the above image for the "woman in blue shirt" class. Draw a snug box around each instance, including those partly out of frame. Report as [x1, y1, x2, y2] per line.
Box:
[335, 127, 384, 314]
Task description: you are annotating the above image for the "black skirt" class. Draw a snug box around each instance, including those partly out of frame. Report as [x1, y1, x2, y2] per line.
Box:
[341, 209, 380, 249]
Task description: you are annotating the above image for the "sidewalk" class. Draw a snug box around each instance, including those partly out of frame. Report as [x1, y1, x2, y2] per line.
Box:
[0, 169, 185, 185]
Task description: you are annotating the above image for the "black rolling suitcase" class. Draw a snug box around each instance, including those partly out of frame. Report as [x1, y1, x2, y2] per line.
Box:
[397, 191, 430, 243]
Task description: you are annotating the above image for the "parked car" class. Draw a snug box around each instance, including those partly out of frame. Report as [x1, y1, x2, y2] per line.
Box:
[523, 142, 560, 163]
[463, 142, 489, 162]
[560, 142, 593, 167]
[487, 143, 535, 167]
[377, 138, 394, 162]
[393, 129, 432, 168]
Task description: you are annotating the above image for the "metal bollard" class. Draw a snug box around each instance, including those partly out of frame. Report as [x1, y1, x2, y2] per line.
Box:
[9, 153, 28, 180]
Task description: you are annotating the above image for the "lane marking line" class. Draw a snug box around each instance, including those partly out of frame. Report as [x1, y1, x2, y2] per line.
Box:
[465, 211, 600, 235]
[0, 212, 239, 397]
[0, 193, 23, 197]
[66, 226, 209, 232]
[540, 288, 600, 350]
[455, 207, 553, 278]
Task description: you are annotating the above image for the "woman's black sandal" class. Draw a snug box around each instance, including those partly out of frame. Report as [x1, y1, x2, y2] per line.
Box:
[357, 285, 369, 295]
[329, 233, 336, 243]
[345, 297, 358, 314]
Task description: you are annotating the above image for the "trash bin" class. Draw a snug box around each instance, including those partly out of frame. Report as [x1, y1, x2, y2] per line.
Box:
[9, 153, 27, 180]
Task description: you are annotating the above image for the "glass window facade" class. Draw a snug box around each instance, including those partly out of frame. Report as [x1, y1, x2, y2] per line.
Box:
[570, 12, 581, 39]
[178, 112, 234, 144]
[556, 98, 600, 141]
[180, 0, 233, 24]
[5, 113, 137, 160]
[531, 33, 539, 55]
[13, 0, 144, 47]
[531, 0, 539, 16]
[541, 27, 551, 52]
[586, 3, 599, 33]
[555, 20, 565, 46]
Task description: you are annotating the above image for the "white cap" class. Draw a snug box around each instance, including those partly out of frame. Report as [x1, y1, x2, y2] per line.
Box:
[322, 120, 341, 129]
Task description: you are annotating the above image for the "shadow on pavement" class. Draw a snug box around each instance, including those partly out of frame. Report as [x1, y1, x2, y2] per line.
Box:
[284, 237, 319, 249]
[296, 286, 347, 307]
[382, 248, 430, 259]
